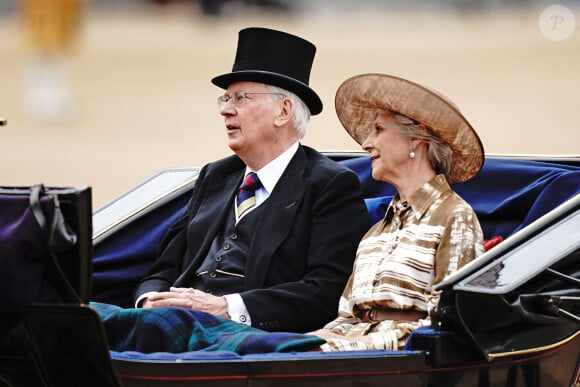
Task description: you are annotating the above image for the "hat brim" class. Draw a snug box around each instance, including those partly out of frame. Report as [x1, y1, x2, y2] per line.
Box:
[335, 73, 484, 184]
[212, 70, 323, 115]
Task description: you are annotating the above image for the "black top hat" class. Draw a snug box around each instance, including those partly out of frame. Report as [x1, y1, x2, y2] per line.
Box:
[212, 27, 323, 115]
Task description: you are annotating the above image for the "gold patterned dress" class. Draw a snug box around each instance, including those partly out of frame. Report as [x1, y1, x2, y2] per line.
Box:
[321, 174, 484, 351]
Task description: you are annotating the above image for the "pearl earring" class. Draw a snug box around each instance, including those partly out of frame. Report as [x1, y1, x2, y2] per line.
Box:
[409, 149, 416, 159]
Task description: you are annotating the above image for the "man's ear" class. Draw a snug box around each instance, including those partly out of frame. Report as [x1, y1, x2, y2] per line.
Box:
[274, 98, 293, 127]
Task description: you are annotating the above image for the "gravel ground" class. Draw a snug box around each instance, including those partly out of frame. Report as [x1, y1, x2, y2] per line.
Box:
[1, 3, 578, 208]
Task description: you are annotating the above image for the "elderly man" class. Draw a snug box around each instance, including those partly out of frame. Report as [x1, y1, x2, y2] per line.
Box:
[133, 27, 369, 333]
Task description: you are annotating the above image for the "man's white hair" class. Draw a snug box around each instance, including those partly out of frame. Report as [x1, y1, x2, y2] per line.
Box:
[265, 84, 310, 139]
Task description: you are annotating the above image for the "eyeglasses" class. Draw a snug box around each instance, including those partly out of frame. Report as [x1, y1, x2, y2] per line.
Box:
[217, 91, 286, 109]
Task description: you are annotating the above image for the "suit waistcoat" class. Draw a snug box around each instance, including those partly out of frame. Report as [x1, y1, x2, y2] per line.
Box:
[190, 203, 265, 295]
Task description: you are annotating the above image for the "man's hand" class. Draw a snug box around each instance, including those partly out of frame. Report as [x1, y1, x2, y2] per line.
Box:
[143, 287, 230, 319]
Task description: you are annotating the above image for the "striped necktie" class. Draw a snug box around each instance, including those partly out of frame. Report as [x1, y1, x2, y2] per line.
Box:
[236, 172, 262, 220]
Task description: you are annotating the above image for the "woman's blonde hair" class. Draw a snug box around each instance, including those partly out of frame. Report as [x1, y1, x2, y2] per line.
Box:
[393, 112, 453, 177]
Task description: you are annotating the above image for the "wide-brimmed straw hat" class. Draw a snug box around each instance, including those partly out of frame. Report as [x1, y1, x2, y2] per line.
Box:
[335, 73, 484, 184]
[212, 27, 323, 115]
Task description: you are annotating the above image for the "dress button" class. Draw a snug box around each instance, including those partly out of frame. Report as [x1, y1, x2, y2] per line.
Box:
[230, 233, 238, 240]
[223, 244, 230, 250]
[215, 256, 222, 262]
[209, 272, 217, 278]
[239, 315, 247, 323]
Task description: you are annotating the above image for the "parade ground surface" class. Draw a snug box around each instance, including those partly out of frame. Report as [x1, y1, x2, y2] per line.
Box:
[1, 2, 579, 208]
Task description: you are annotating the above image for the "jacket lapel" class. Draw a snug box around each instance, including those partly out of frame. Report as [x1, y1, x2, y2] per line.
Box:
[177, 161, 243, 281]
[244, 147, 308, 287]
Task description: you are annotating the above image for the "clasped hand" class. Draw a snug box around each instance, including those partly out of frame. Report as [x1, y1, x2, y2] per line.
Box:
[142, 287, 229, 319]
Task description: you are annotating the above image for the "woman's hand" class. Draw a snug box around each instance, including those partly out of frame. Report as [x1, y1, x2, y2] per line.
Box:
[307, 329, 347, 340]
[307, 329, 373, 345]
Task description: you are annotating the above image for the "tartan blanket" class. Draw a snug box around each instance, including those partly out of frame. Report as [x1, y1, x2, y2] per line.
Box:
[91, 302, 325, 354]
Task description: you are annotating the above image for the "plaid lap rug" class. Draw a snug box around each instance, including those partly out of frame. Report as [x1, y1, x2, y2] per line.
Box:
[91, 302, 324, 354]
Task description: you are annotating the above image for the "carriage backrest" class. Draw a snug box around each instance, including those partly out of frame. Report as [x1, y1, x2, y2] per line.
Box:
[91, 155, 580, 307]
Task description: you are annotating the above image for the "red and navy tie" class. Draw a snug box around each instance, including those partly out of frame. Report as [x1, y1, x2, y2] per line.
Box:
[236, 172, 262, 220]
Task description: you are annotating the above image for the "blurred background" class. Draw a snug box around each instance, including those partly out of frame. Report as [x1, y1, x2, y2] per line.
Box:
[1, 0, 579, 208]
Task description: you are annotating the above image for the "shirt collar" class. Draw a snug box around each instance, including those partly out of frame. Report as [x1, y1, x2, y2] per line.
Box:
[406, 174, 451, 219]
[244, 141, 299, 194]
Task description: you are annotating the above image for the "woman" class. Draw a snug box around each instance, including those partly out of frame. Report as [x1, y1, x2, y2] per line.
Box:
[309, 73, 485, 351]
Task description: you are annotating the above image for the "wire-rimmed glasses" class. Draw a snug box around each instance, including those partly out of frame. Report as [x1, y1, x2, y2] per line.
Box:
[217, 91, 286, 110]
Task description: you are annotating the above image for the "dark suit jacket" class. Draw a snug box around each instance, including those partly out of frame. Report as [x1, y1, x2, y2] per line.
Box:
[134, 145, 370, 332]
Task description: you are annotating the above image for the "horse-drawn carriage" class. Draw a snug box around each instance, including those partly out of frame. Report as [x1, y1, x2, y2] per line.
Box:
[1, 152, 579, 386]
